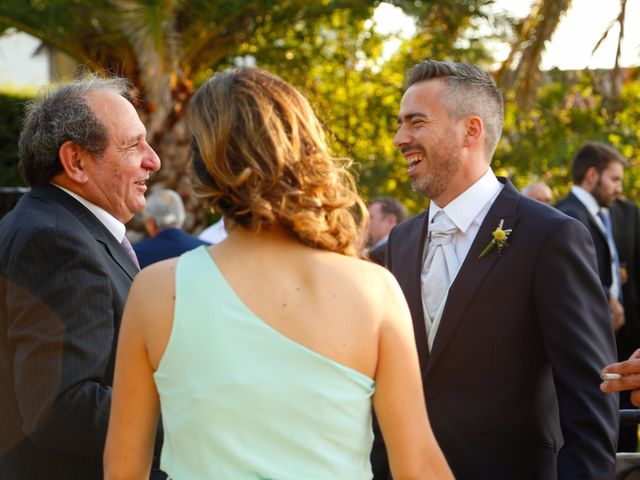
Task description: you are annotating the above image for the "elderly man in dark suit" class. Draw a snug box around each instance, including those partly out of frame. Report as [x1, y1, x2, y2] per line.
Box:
[0, 76, 162, 478]
[134, 188, 210, 268]
[372, 59, 618, 479]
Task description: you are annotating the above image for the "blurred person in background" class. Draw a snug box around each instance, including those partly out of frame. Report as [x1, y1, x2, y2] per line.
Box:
[134, 188, 210, 268]
[555, 141, 627, 333]
[198, 217, 227, 244]
[366, 196, 408, 266]
[521, 181, 553, 205]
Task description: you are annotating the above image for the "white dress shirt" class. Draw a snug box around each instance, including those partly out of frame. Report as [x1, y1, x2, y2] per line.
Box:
[421, 169, 503, 348]
[199, 218, 228, 244]
[424, 168, 503, 269]
[570, 185, 620, 299]
[52, 183, 126, 242]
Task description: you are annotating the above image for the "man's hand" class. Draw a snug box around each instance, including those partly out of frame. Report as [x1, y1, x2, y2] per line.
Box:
[610, 294, 625, 331]
[601, 349, 640, 407]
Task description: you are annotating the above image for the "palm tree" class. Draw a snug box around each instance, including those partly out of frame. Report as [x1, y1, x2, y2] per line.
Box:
[496, 0, 573, 107]
[0, 0, 384, 229]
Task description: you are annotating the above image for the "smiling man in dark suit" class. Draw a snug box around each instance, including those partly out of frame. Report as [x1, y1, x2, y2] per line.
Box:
[371, 59, 618, 479]
[0, 76, 161, 478]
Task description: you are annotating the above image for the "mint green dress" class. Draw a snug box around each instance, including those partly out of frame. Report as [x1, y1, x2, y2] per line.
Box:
[153, 246, 375, 479]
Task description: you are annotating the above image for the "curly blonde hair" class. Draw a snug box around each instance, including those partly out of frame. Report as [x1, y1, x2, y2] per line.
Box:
[188, 67, 367, 257]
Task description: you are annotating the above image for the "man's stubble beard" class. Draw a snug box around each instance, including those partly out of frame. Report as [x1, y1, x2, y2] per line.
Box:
[591, 178, 615, 208]
[411, 143, 462, 201]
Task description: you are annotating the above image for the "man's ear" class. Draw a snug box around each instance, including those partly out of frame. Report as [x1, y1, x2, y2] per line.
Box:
[584, 166, 599, 189]
[144, 217, 159, 237]
[58, 140, 90, 183]
[463, 116, 483, 148]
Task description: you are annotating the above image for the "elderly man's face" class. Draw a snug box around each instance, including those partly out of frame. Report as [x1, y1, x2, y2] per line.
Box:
[526, 185, 553, 205]
[83, 90, 161, 222]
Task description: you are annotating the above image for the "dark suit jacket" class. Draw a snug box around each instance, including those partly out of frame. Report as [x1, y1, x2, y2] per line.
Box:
[367, 240, 387, 266]
[0, 185, 140, 479]
[611, 198, 640, 362]
[374, 178, 618, 479]
[133, 227, 210, 269]
[555, 192, 612, 295]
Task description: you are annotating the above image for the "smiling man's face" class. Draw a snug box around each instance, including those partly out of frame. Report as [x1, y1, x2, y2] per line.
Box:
[394, 79, 466, 204]
[82, 90, 161, 222]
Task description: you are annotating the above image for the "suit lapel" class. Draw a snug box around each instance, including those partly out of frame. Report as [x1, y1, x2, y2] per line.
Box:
[427, 178, 520, 371]
[34, 185, 138, 280]
[392, 209, 431, 372]
[568, 192, 607, 242]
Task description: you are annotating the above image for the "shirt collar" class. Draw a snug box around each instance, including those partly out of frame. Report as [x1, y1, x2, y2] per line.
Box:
[571, 185, 601, 217]
[51, 183, 125, 242]
[428, 168, 502, 233]
[369, 235, 389, 250]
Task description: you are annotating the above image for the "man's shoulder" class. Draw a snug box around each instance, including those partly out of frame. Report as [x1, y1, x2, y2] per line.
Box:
[515, 194, 587, 233]
[554, 192, 581, 212]
[553, 194, 594, 228]
[0, 191, 99, 263]
[612, 198, 639, 216]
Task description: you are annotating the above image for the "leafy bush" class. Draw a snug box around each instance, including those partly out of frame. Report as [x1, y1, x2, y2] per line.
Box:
[0, 91, 30, 187]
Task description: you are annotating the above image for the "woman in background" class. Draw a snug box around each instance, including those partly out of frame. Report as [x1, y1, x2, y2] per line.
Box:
[104, 67, 452, 479]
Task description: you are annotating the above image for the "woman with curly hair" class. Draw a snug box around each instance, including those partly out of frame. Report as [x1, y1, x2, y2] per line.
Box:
[104, 67, 452, 479]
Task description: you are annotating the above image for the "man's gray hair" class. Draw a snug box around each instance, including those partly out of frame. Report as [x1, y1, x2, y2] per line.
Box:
[144, 189, 186, 229]
[406, 59, 504, 159]
[18, 75, 133, 186]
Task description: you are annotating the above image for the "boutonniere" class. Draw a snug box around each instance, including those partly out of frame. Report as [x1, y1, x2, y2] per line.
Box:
[479, 219, 512, 258]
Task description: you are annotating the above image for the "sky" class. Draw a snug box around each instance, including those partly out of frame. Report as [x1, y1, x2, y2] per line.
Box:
[0, 0, 639, 88]
[494, 0, 640, 70]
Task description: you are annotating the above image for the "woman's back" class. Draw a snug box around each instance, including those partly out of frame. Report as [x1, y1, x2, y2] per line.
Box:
[105, 67, 452, 480]
[153, 232, 390, 478]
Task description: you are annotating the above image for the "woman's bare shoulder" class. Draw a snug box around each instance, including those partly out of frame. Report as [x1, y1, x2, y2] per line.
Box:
[321, 253, 403, 301]
[129, 257, 179, 320]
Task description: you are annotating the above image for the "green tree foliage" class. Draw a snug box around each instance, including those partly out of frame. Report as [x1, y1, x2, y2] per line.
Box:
[233, 1, 501, 213]
[0, 0, 392, 226]
[1, 0, 638, 219]
[498, 68, 640, 201]
[0, 91, 30, 186]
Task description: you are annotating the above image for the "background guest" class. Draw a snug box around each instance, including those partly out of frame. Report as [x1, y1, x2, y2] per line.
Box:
[521, 181, 553, 204]
[198, 217, 227, 244]
[555, 141, 627, 332]
[366, 196, 408, 266]
[134, 188, 210, 268]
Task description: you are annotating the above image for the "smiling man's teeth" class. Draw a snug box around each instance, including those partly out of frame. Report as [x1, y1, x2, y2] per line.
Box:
[407, 154, 423, 167]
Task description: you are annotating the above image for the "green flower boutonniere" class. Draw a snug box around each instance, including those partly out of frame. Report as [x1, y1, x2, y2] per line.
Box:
[479, 219, 512, 258]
